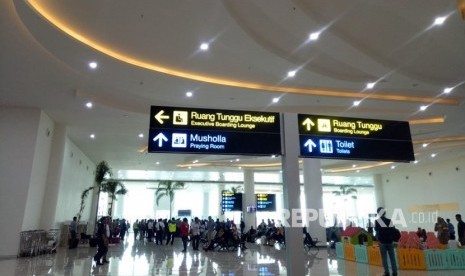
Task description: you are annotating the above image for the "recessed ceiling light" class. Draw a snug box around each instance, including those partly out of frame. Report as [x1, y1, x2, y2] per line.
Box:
[356, 170, 360, 173]
[156, 161, 160, 165]
[287, 70, 297, 78]
[236, 158, 240, 162]
[193, 160, 198, 163]
[422, 143, 428, 148]
[431, 153, 437, 158]
[272, 97, 279, 103]
[186, 91, 193, 97]
[85, 102, 93, 108]
[138, 133, 144, 138]
[433, 16, 446, 26]
[391, 166, 396, 169]
[200, 43, 209, 51]
[90, 134, 95, 139]
[238, 167, 242, 170]
[366, 82, 376, 89]
[88, 61, 98, 69]
[309, 32, 320, 41]
[271, 155, 276, 158]
[353, 101, 361, 106]
[443, 87, 453, 94]
[414, 160, 419, 164]
[352, 164, 356, 168]
[188, 166, 192, 169]
[420, 105, 428, 111]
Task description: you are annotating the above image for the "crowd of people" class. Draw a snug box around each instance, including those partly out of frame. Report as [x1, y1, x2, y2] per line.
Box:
[85, 210, 465, 271]
[89, 215, 296, 265]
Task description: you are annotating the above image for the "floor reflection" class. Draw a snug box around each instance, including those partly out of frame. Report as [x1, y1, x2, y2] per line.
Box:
[3, 238, 465, 275]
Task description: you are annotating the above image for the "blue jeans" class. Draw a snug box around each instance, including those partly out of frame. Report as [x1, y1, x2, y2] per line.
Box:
[379, 243, 397, 274]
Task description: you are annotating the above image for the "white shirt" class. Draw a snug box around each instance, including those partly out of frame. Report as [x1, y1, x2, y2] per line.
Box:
[191, 221, 200, 236]
[156, 221, 165, 231]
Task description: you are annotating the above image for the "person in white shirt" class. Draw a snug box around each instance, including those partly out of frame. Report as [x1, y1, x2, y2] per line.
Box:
[191, 217, 201, 250]
[147, 220, 154, 242]
[155, 219, 165, 245]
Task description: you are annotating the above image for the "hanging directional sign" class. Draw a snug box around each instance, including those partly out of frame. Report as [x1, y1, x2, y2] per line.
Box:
[298, 114, 415, 162]
[148, 106, 281, 155]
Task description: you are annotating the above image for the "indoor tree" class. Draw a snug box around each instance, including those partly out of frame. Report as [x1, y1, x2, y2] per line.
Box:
[154, 180, 185, 218]
[101, 180, 128, 217]
[77, 161, 127, 223]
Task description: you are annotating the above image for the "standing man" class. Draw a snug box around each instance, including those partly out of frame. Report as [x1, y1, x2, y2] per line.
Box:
[133, 220, 139, 241]
[166, 218, 177, 245]
[93, 217, 109, 266]
[207, 216, 215, 244]
[446, 218, 455, 240]
[456, 214, 465, 245]
[155, 219, 165, 245]
[69, 216, 78, 249]
[191, 217, 201, 250]
[180, 218, 189, 253]
[375, 207, 398, 276]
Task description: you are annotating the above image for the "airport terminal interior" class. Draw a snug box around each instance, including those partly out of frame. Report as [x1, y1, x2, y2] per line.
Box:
[2, 0, 465, 275]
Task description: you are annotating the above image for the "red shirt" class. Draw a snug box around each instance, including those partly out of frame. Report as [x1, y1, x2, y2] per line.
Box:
[181, 222, 189, 237]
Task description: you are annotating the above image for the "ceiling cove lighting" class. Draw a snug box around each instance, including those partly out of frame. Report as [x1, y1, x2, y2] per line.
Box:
[88, 61, 98, 69]
[27, 1, 459, 106]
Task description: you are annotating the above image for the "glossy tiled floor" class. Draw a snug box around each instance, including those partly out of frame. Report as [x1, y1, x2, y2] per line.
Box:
[2, 237, 465, 275]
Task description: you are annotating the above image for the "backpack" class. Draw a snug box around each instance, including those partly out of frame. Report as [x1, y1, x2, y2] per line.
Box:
[391, 227, 401, 242]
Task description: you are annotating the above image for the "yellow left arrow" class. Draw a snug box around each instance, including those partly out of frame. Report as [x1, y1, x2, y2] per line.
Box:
[155, 110, 170, 124]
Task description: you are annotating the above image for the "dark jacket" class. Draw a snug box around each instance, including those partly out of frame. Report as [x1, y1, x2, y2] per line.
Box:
[375, 216, 394, 244]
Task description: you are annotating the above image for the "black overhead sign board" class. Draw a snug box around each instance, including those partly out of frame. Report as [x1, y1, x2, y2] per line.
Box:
[298, 114, 415, 162]
[148, 106, 281, 155]
[256, 193, 276, 211]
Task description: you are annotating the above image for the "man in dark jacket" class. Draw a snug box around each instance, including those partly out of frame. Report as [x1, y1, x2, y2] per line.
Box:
[93, 217, 109, 265]
[456, 214, 465, 245]
[374, 207, 398, 276]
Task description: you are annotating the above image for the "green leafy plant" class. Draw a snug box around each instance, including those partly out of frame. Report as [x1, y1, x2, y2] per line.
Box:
[222, 185, 244, 194]
[332, 185, 358, 199]
[77, 161, 127, 223]
[154, 180, 185, 218]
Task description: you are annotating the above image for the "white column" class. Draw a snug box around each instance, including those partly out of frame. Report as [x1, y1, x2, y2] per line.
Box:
[374, 174, 385, 208]
[302, 159, 327, 243]
[0, 108, 53, 257]
[41, 124, 66, 229]
[243, 169, 256, 230]
[115, 193, 125, 218]
[281, 113, 305, 275]
[218, 180, 225, 221]
[203, 191, 210, 219]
